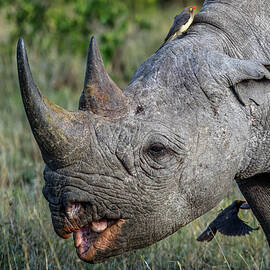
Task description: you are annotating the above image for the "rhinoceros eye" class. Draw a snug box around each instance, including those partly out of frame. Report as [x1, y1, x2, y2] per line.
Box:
[148, 143, 167, 157]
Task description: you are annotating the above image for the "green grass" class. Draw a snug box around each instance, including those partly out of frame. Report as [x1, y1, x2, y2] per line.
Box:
[1, 2, 270, 269]
[1, 172, 269, 269]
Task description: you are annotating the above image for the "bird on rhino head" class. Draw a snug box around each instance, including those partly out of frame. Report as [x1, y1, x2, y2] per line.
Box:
[17, 0, 270, 264]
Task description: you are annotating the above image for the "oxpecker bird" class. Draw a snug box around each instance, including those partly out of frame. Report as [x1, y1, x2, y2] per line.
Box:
[164, 6, 197, 44]
[197, 200, 258, 242]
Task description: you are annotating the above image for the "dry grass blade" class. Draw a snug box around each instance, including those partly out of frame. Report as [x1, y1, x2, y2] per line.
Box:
[3, 228, 12, 270]
[238, 252, 251, 270]
[34, 208, 62, 270]
[22, 231, 30, 270]
[249, 252, 260, 270]
[44, 250, 49, 270]
[212, 233, 231, 270]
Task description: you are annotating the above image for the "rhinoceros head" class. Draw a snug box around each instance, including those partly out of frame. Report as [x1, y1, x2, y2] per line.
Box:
[17, 29, 270, 263]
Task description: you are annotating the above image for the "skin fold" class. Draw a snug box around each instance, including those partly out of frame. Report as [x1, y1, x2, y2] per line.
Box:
[17, 0, 270, 264]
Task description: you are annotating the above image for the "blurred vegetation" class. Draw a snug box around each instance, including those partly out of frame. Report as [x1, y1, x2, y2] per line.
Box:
[0, 0, 201, 62]
[0, 0, 202, 87]
[1, 0, 270, 269]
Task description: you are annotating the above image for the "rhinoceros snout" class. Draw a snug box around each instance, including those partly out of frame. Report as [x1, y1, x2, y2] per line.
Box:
[53, 201, 126, 263]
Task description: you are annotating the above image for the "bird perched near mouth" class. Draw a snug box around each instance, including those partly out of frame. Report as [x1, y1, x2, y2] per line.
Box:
[163, 6, 197, 44]
[197, 200, 258, 242]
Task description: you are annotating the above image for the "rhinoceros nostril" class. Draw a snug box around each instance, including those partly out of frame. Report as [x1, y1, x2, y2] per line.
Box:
[66, 203, 81, 218]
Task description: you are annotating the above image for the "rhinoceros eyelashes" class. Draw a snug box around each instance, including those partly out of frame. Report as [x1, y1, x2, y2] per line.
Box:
[79, 36, 129, 118]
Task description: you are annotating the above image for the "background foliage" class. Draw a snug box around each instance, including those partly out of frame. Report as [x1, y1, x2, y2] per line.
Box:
[1, 0, 270, 269]
[0, 0, 184, 61]
[0, 0, 201, 84]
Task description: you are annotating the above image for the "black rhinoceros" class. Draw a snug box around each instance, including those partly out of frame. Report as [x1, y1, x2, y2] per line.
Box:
[17, 0, 270, 264]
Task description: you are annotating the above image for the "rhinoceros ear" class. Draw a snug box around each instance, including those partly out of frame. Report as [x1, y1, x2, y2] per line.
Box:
[217, 55, 270, 106]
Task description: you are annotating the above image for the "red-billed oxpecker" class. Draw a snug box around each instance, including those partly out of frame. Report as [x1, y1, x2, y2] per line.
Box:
[164, 6, 197, 44]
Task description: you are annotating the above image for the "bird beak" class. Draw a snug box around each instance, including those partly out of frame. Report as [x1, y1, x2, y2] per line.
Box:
[240, 202, 250, 209]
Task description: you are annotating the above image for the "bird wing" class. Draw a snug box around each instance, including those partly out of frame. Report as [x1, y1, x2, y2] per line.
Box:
[164, 13, 190, 42]
[197, 223, 217, 242]
[216, 215, 255, 236]
[174, 12, 191, 25]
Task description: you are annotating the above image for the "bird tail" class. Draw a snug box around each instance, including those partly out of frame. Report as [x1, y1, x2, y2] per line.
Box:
[197, 227, 216, 242]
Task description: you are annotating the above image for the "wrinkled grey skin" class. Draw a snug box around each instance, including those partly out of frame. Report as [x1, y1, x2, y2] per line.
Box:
[17, 0, 270, 264]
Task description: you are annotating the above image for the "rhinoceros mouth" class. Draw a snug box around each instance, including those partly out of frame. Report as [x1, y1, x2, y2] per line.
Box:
[60, 203, 127, 262]
[73, 219, 126, 262]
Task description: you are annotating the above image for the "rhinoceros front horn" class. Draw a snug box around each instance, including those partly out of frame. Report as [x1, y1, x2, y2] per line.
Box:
[79, 36, 128, 117]
[17, 38, 85, 168]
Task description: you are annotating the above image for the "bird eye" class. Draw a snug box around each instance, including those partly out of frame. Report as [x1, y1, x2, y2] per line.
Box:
[148, 143, 166, 157]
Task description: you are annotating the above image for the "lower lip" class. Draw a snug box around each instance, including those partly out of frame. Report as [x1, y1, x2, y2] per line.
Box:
[74, 219, 126, 262]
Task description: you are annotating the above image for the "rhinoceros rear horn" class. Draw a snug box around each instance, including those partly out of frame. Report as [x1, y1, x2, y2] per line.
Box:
[79, 36, 128, 117]
[17, 38, 85, 167]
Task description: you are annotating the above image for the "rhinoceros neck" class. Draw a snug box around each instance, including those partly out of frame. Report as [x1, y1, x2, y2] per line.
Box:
[192, 1, 270, 179]
[193, 0, 270, 63]
[235, 102, 270, 179]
